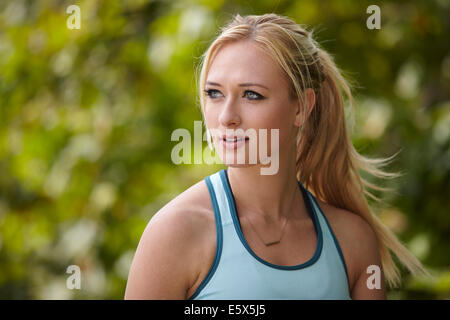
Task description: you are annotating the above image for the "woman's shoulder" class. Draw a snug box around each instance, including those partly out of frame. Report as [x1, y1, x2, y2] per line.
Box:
[125, 178, 215, 299]
[151, 178, 215, 230]
[316, 199, 378, 248]
[316, 199, 372, 235]
[145, 176, 217, 267]
[315, 199, 380, 291]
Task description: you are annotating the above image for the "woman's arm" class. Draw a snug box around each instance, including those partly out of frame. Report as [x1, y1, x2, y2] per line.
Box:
[124, 208, 199, 300]
[350, 217, 387, 299]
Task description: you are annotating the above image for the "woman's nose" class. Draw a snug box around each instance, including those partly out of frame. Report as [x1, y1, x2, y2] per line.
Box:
[219, 97, 241, 126]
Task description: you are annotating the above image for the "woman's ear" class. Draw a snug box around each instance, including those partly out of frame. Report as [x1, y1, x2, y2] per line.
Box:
[294, 88, 316, 127]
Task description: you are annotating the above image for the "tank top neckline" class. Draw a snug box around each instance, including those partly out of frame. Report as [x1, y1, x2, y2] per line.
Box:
[220, 169, 323, 271]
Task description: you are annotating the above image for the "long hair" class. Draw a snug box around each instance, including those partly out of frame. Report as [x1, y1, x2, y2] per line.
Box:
[196, 13, 433, 289]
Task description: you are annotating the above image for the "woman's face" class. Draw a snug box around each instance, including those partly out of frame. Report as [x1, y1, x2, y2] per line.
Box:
[203, 39, 307, 170]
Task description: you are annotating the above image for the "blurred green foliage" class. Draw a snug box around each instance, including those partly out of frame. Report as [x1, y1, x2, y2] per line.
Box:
[0, 0, 449, 299]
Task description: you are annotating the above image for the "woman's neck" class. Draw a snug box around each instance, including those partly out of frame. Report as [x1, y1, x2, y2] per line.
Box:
[226, 160, 307, 224]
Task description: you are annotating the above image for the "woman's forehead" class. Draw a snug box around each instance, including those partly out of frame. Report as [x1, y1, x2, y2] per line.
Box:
[206, 40, 286, 88]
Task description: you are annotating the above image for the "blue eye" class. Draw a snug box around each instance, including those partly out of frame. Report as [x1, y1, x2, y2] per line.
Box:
[204, 89, 265, 101]
[244, 90, 264, 100]
[204, 89, 222, 99]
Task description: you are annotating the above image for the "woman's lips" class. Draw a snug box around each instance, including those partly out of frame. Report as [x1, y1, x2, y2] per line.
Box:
[220, 137, 249, 150]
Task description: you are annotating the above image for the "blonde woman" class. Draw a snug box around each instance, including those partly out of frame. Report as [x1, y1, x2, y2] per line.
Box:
[125, 13, 432, 300]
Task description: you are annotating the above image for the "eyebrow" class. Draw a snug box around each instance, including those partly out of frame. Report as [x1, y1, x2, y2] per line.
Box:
[206, 81, 269, 90]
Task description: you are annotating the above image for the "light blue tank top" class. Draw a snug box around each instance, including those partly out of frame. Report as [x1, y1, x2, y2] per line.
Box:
[188, 169, 351, 300]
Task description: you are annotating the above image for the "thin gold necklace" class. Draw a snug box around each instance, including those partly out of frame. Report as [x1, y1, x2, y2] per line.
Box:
[243, 213, 290, 246]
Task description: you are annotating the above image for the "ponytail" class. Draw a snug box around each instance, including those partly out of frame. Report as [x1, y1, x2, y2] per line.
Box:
[296, 47, 434, 288]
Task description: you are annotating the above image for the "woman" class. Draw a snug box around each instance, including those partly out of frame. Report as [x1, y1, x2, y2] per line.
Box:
[125, 13, 431, 300]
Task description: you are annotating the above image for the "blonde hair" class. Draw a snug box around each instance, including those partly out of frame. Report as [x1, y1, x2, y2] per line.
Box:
[196, 13, 433, 289]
